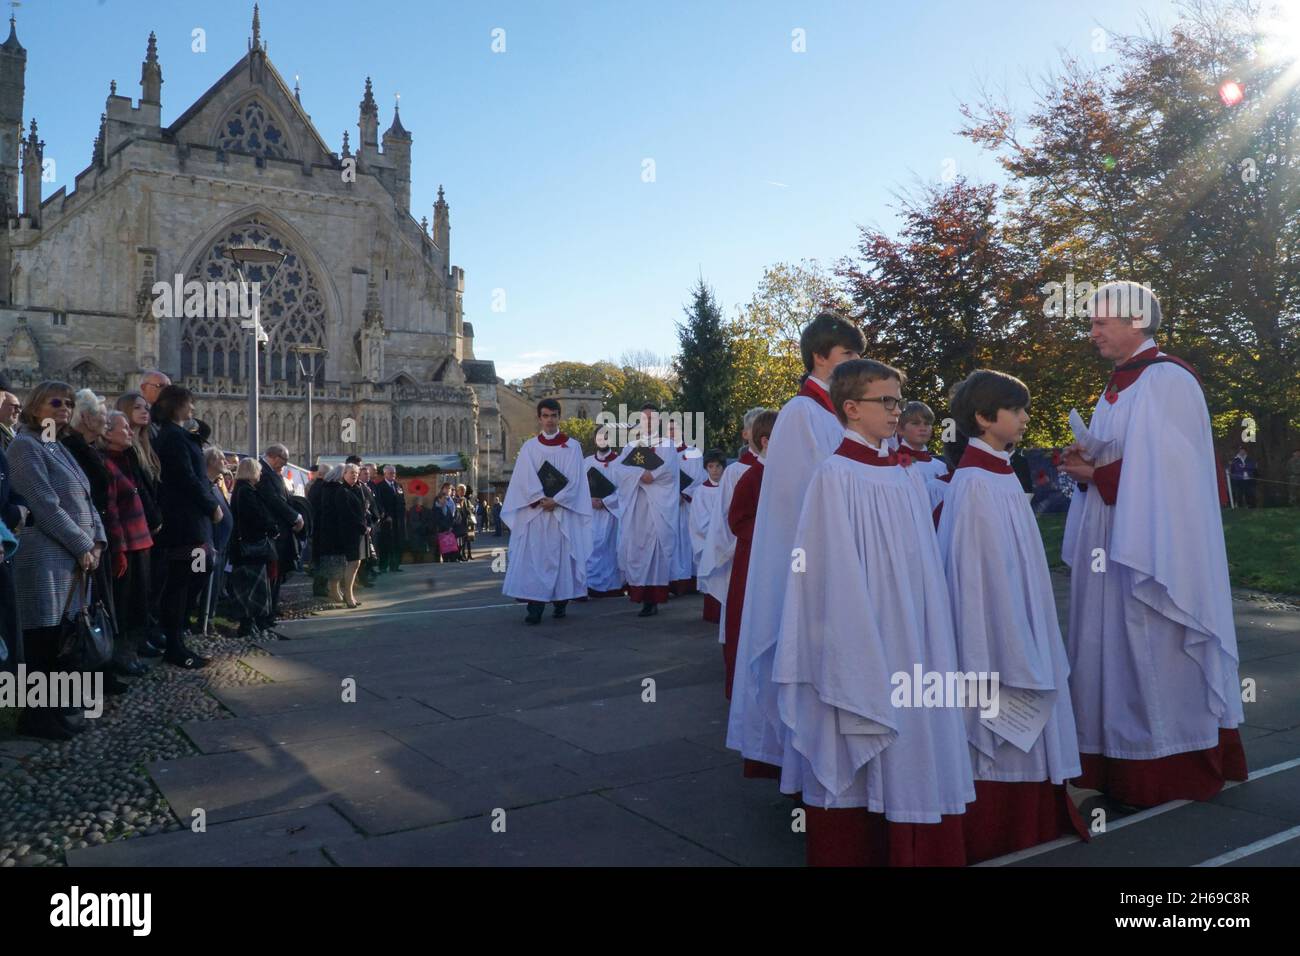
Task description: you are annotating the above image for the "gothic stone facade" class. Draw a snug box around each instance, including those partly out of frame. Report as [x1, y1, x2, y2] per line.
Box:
[0, 10, 497, 486]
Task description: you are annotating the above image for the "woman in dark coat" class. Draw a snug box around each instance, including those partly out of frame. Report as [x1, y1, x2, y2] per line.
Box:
[152, 386, 219, 668]
[230, 456, 279, 638]
[318, 463, 367, 607]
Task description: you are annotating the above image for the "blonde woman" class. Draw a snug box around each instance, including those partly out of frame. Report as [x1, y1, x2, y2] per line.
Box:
[318, 463, 368, 607]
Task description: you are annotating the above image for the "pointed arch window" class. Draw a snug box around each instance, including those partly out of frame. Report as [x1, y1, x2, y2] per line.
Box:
[217, 98, 290, 160]
[180, 218, 327, 388]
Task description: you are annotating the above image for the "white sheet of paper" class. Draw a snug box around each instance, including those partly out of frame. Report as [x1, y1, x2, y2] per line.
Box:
[1068, 408, 1116, 461]
[838, 709, 891, 736]
[980, 687, 1055, 753]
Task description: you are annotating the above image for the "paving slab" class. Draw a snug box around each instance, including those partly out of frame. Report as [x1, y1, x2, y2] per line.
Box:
[181, 697, 447, 753]
[508, 682, 729, 754]
[1223, 831, 1300, 866]
[1015, 801, 1289, 867]
[1237, 652, 1300, 731]
[326, 793, 731, 866]
[387, 715, 592, 775]
[148, 732, 456, 825]
[1210, 765, 1300, 823]
[556, 738, 739, 790]
[209, 678, 387, 717]
[1240, 729, 1300, 768]
[329, 762, 596, 835]
[66, 804, 360, 867]
[603, 764, 804, 866]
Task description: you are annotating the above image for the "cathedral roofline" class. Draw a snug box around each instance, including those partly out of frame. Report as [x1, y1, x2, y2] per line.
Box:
[163, 49, 334, 160]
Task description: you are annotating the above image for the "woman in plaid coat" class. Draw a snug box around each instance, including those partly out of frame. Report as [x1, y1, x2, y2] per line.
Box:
[7, 380, 107, 740]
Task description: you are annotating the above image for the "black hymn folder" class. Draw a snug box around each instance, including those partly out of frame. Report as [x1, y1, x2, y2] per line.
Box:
[624, 445, 664, 471]
[587, 467, 617, 499]
[537, 460, 569, 498]
[679, 470, 694, 493]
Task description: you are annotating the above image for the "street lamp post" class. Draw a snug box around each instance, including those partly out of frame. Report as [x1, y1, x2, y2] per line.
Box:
[292, 345, 327, 466]
[223, 246, 286, 459]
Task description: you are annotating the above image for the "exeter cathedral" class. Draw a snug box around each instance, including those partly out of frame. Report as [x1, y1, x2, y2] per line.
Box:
[0, 7, 503, 489]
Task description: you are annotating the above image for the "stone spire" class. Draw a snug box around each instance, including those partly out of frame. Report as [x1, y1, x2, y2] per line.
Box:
[92, 112, 106, 168]
[294, 74, 301, 104]
[433, 185, 450, 249]
[357, 273, 387, 382]
[21, 117, 42, 224]
[384, 95, 410, 141]
[358, 76, 379, 149]
[140, 31, 162, 105]
[252, 3, 262, 49]
[341, 130, 351, 158]
[0, 9, 27, 225]
[248, 4, 267, 82]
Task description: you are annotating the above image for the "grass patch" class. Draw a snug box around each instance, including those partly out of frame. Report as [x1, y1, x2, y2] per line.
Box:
[1036, 507, 1300, 594]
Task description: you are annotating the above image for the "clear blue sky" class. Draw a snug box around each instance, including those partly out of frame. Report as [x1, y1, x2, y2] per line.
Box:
[26, 0, 1179, 381]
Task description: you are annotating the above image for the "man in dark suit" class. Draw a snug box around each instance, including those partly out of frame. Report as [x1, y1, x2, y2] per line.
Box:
[373, 464, 406, 572]
[0, 440, 27, 667]
[258, 443, 304, 617]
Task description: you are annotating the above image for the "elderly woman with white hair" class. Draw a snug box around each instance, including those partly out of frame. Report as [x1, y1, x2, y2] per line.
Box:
[229, 456, 279, 638]
[318, 463, 368, 607]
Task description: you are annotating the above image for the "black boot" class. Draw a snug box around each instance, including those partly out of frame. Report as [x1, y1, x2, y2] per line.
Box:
[164, 633, 207, 669]
[552, 601, 568, 619]
[638, 601, 658, 617]
[524, 602, 544, 625]
[17, 708, 73, 741]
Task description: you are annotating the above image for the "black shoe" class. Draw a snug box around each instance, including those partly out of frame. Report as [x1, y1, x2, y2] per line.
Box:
[114, 659, 148, 677]
[56, 709, 89, 735]
[17, 709, 73, 741]
[104, 673, 131, 696]
[637, 602, 658, 617]
[524, 601, 544, 625]
[552, 602, 568, 619]
[164, 644, 208, 669]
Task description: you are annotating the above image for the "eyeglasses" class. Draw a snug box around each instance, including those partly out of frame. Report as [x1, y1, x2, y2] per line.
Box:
[47, 398, 68, 409]
[849, 395, 907, 412]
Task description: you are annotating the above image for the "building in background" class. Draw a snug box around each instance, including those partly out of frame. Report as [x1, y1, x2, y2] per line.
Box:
[0, 7, 496, 488]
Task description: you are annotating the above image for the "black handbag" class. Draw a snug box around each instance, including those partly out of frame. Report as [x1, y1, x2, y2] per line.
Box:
[238, 534, 276, 564]
[57, 567, 115, 672]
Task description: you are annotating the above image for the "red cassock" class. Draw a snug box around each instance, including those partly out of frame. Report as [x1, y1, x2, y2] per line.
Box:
[723, 459, 764, 700]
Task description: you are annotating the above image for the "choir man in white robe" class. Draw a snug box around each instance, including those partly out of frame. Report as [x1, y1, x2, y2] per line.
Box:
[773, 359, 974, 866]
[688, 450, 727, 622]
[700, 408, 764, 646]
[728, 312, 865, 781]
[584, 426, 625, 597]
[937, 370, 1086, 862]
[668, 419, 704, 595]
[613, 405, 681, 617]
[500, 398, 594, 625]
[896, 401, 950, 510]
[1059, 282, 1246, 806]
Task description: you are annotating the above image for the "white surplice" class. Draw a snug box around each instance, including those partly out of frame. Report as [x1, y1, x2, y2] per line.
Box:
[688, 479, 722, 597]
[612, 439, 680, 590]
[672, 447, 705, 583]
[772, 431, 975, 821]
[1062, 343, 1242, 759]
[937, 437, 1082, 783]
[583, 451, 625, 593]
[500, 433, 594, 602]
[900, 440, 951, 510]
[700, 456, 752, 643]
[728, 380, 844, 778]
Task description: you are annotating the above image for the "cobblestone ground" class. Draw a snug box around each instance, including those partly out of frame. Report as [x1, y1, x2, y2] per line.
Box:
[0, 580, 326, 868]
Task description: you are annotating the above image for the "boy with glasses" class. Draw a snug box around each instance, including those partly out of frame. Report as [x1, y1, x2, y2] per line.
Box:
[772, 358, 974, 866]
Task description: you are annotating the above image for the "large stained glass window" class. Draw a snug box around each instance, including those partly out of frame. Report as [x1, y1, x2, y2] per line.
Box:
[180, 219, 326, 388]
[217, 99, 289, 160]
